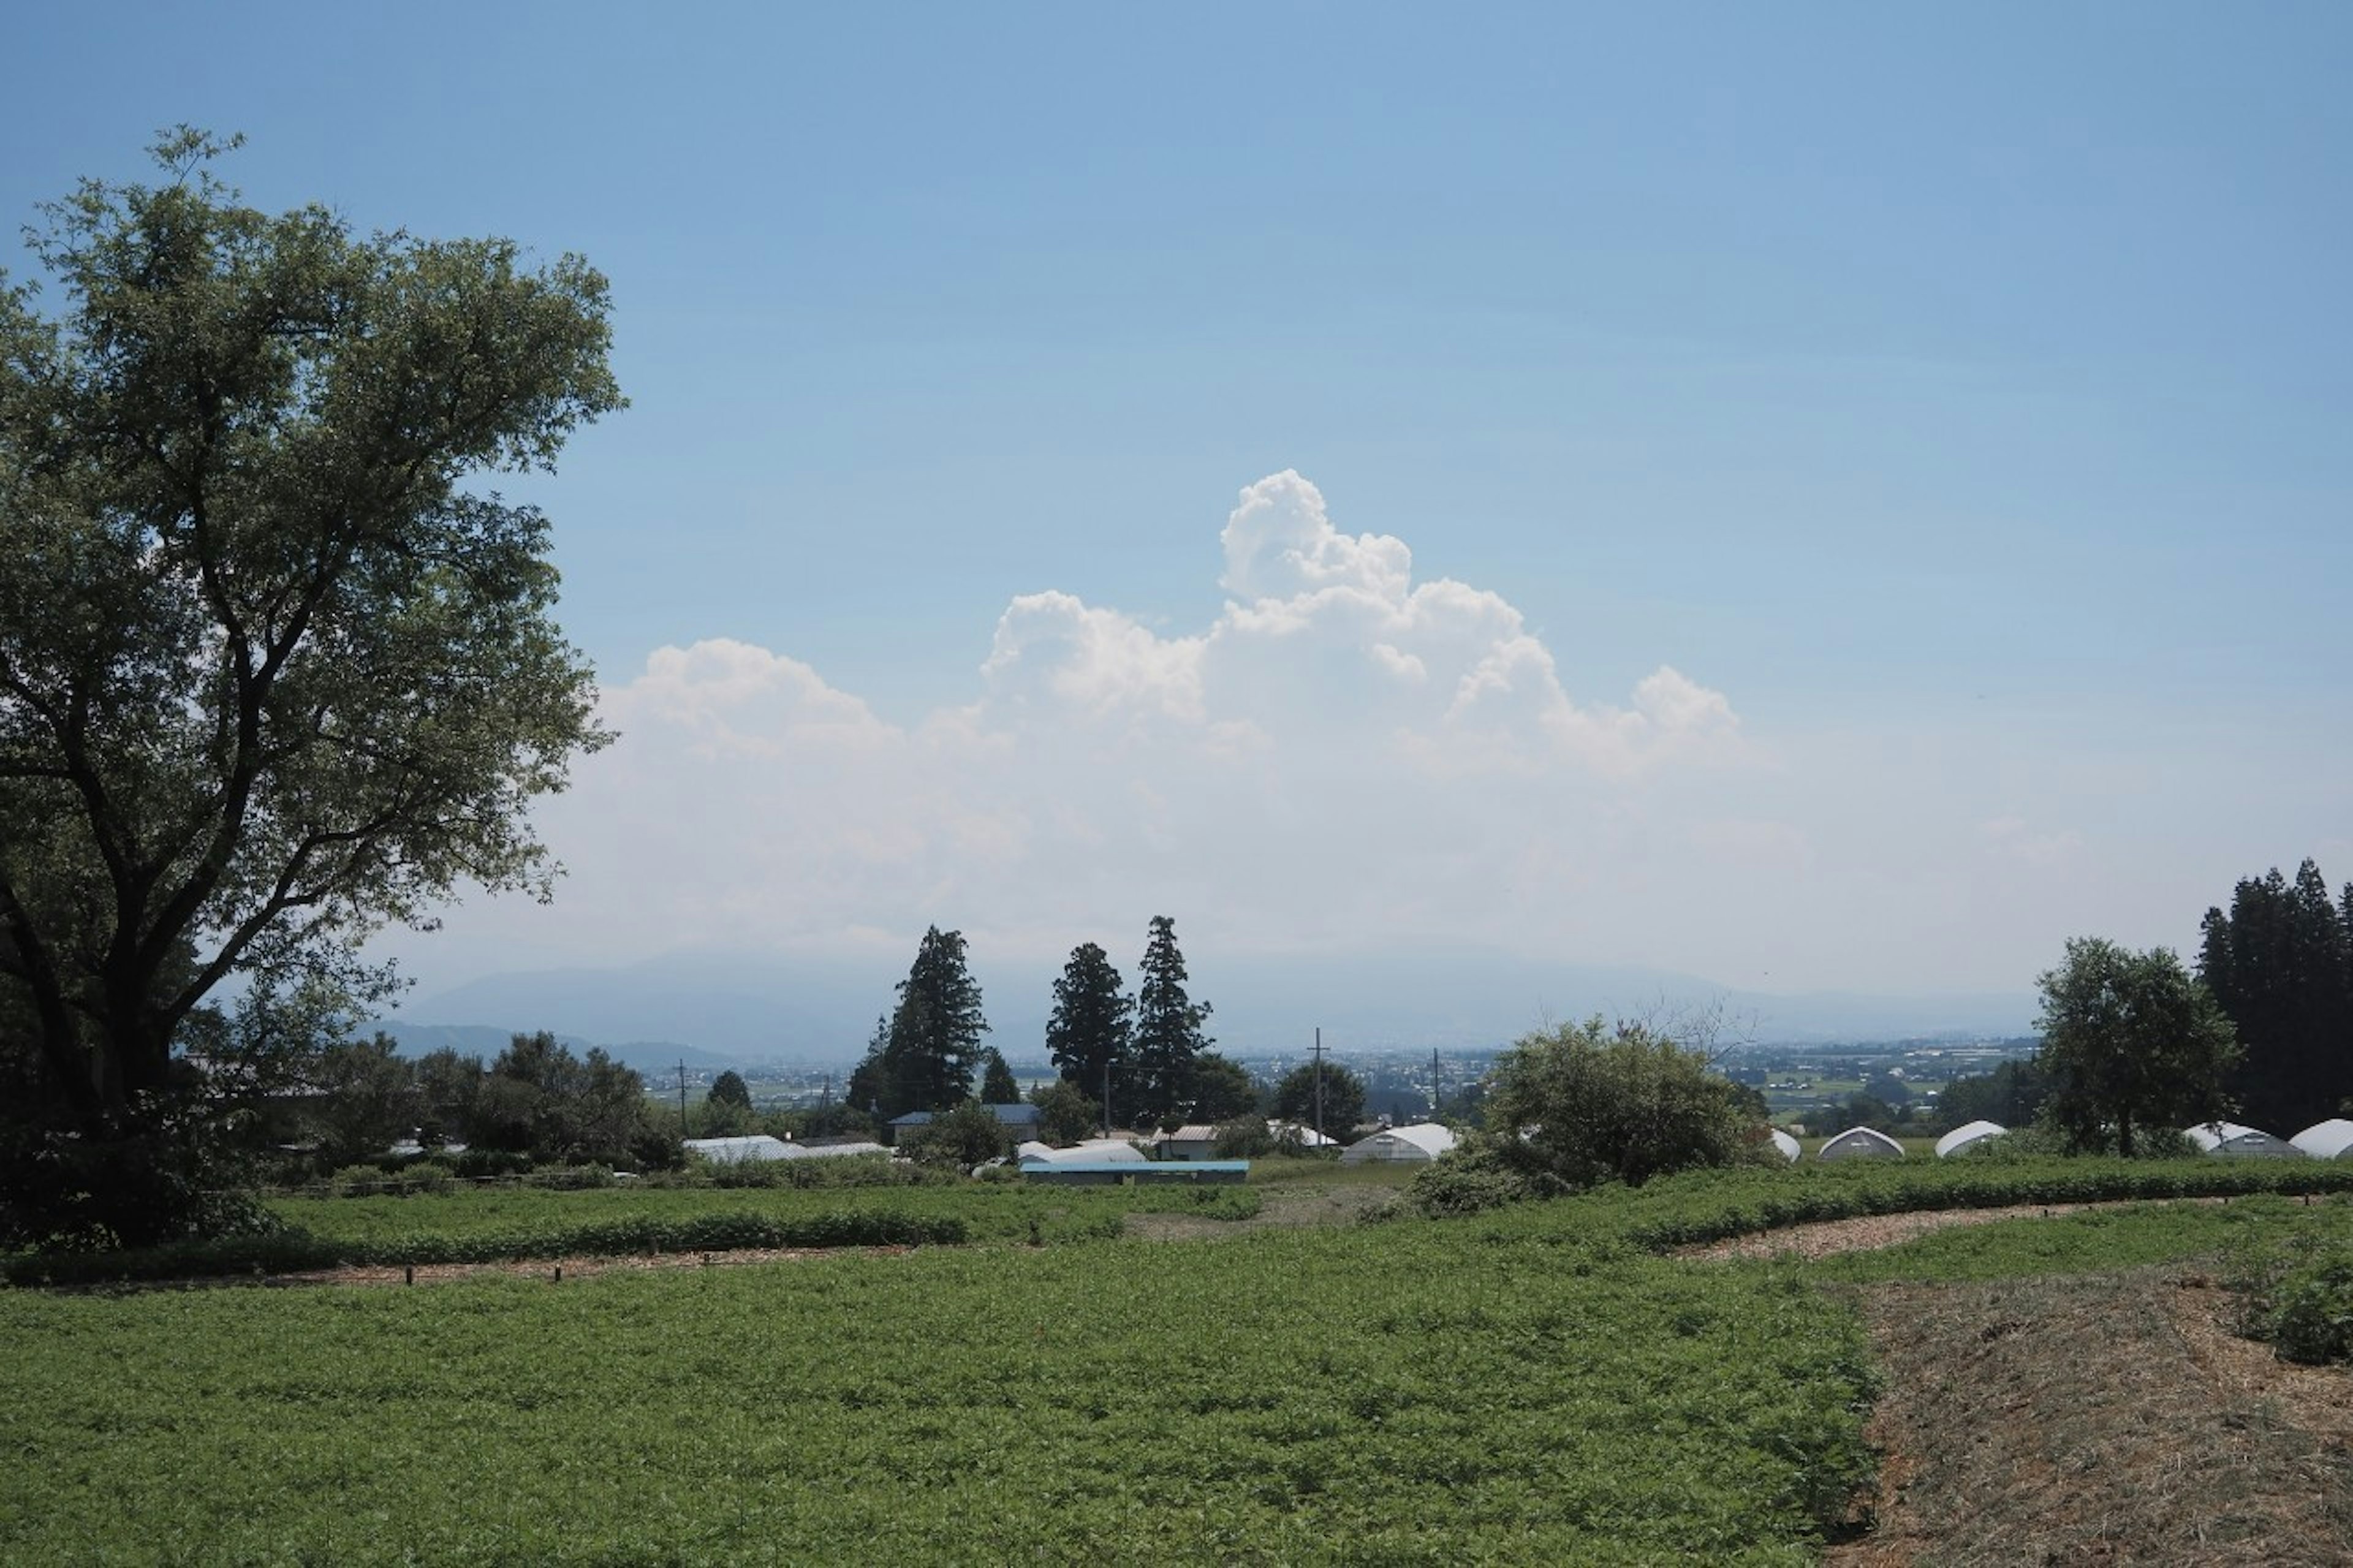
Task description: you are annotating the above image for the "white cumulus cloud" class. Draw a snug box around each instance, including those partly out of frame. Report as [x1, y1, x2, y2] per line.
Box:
[460, 473, 1758, 972]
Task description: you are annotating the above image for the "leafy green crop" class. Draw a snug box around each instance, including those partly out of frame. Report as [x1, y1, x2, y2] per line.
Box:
[0, 1208, 1871, 1563]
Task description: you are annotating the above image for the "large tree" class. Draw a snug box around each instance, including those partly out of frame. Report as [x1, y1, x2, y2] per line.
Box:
[1045, 940, 1130, 1103]
[1131, 915, 1213, 1127]
[2198, 860, 2353, 1132]
[0, 133, 620, 1245]
[2036, 937, 2238, 1156]
[1271, 1061, 1365, 1139]
[849, 927, 988, 1118]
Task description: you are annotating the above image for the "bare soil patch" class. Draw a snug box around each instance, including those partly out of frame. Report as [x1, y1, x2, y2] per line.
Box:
[1827, 1268, 2353, 1566]
[1121, 1178, 1402, 1241]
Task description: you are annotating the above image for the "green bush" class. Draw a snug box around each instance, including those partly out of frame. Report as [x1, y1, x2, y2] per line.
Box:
[1400, 1138, 1550, 1218]
[2266, 1251, 2353, 1363]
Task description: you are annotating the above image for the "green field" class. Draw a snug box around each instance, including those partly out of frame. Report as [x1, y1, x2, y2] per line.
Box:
[2, 1162, 2347, 1563]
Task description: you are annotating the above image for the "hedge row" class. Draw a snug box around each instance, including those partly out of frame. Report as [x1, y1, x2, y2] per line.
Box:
[1610, 1159, 2353, 1252]
[2, 1208, 967, 1287]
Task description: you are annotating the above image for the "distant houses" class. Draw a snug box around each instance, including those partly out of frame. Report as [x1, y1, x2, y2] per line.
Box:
[885, 1103, 1041, 1145]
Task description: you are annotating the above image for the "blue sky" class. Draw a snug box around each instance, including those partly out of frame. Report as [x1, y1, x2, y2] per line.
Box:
[7, 4, 2349, 1013]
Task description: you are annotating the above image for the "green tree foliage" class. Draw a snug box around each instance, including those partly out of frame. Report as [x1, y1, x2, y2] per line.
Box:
[2036, 937, 2239, 1157]
[1186, 1052, 1259, 1122]
[1934, 1058, 2047, 1132]
[419, 1032, 675, 1169]
[1028, 1078, 1099, 1145]
[0, 134, 620, 1245]
[1045, 941, 1130, 1099]
[1800, 1093, 1896, 1138]
[979, 1049, 1021, 1105]
[1271, 1062, 1366, 1138]
[2198, 860, 2353, 1132]
[900, 1100, 1014, 1173]
[303, 1032, 423, 1168]
[849, 930, 988, 1118]
[1131, 916, 1212, 1126]
[1484, 1018, 1765, 1191]
[708, 1070, 752, 1109]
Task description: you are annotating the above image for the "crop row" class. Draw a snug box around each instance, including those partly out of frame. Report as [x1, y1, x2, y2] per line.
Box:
[0, 1212, 1877, 1562]
[1580, 1157, 2353, 1251]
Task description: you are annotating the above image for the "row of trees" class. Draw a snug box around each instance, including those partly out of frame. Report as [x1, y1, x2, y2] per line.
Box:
[2028, 858, 2352, 1156]
[306, 1031, 679, 1172]
[2199, 860, 2353, 1134]
[1045, 916, 1237, 1127]
[846, 917, 1249, 1130]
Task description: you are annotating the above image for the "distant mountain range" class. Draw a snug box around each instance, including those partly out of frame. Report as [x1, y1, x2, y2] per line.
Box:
[374, 944, 2036, 1071]
[368, 1020, 750, 1077]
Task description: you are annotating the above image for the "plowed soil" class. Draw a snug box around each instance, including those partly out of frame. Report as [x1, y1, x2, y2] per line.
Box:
[1827, 1268, 2353, 1566]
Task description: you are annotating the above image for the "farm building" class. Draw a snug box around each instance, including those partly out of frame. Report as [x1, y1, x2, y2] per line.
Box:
[1269, 1121, 1338, 1148]
[887, 1104, 1040, 1145]
[1339, 1123, 1458, 1164]
[1817, 1126, 1904, 1161]
[2290, 1118, 2353, 1161]
[1768, 1129, 1802, 1163]
[1156, 1125, 1222, 1161]
[1934, 1121, 2008, 1159]
[2183, 1122, 2302, 1157]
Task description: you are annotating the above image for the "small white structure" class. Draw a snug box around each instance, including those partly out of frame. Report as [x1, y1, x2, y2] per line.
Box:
[1934, 1121, 2009, 1159]
[1817, 1126, 1904, 1162]
[2183, 1121, 2303, 1158]
[1268, 1121, 1339, 1148]
[685, 1135, 886, 1164]
[1018, 1138, 1147, 1168]
[685, 1134, 796, 1164]
[2290, 1118, 2353, 1161]
[1768, 1129, 1802, 1163]
[1339, 1123, 1458, 1164]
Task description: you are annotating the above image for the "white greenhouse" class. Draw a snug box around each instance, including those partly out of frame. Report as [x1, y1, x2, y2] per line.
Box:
[1339, 1123, 1459, 1164]
[2183, 1122, 2303, 1158]
[1768, 1129, 1802, 1163]
[2290, 1118, 2353, 1161]
[1018, 1138, 1147, 1167]
[1934, 1121, 2008, 1159]
[683, 1135, 795, 1164]
[1817, 1126, 1904, 1162]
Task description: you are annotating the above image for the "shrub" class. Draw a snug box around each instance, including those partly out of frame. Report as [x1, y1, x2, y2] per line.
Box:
[1487, 1017, 1765, 1192]
[2266, 1251, 2353, 1364]
[1401, 1138, 1550, 1219]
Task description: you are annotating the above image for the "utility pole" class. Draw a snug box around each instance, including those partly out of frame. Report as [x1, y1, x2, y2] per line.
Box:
[1431, 1047, 1442, 1121]
[1103, 1059, 1114, 1138]
[676, 1059, 689, 1135]
[1311, 1027, 1326, 1145]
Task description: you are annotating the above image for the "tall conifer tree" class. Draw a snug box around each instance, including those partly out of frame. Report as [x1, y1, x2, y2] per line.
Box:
[1045, 942, 1131, 1108]
[1132, 916, 1213, 1126]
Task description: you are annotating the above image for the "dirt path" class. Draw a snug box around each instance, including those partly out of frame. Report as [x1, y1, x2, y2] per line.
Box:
[1824, 1268, 2353, 1566]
